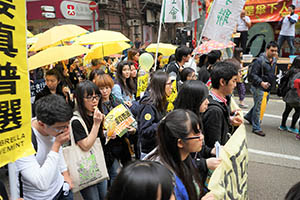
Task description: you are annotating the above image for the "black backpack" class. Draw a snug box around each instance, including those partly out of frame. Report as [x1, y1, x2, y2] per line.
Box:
[247, 58, 265, 83]
[277, 72, 290, 97]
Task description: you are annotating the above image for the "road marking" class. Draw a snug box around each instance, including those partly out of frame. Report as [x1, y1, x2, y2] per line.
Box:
[249, 148, 300, 161]
[242, 111, 292, 120]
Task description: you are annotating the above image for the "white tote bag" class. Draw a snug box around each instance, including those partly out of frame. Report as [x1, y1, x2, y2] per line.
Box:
[63, 114, 109, 193]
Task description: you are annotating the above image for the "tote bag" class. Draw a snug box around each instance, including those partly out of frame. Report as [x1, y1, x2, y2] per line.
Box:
[63, 114, 109, 193]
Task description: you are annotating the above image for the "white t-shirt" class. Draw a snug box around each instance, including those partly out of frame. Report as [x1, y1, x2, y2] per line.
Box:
[280, 14, 299, 36]
[15, 127, 67, 200]
[237, 16, 251, 32]
[183, 58, 198, 75]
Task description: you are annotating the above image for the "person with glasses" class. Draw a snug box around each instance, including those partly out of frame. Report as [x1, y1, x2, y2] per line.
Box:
[15, 94, 73, 200]
[144, 109, 215, 200]
[70, 80, 107, 200]
[174, 80, 221, 191]
[138, 71, 173, 159]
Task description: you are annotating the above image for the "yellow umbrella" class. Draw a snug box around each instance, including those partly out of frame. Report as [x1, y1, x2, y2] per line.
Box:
[27, 30, 34, 38]
[32, 24, 88, 51]
[84, 41, 130, 62]
[27, 33, 43, 46]
[146, 43, 178, 57]
[260, 92, 268, 121]
[73, 30, 130, 45]
[28, 45, 89, 70]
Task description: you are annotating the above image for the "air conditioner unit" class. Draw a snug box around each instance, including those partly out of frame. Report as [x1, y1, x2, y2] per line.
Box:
[125, 1, 132, 8]
[98, 0, 108, 5]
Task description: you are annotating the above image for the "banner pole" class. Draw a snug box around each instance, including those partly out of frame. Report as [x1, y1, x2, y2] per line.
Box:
[9, 162, 18, 200]
[153, 0, 165, 71]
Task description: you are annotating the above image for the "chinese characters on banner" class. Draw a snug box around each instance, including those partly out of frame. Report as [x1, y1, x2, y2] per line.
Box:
[161, 0, 188, 23]
[208, 99, 248, 199]
[202, 0, 246, 45]
[0, 0, 35, 167]
[206, 0, 295, 23]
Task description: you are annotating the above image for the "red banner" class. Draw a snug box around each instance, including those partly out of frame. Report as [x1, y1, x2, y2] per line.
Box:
[206, 0, 295, 23]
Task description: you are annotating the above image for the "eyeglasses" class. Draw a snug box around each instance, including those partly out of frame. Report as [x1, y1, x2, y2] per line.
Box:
[184, 131, 203, 140]
[84, 94, 101, 101]
[47, 125, 69, 134]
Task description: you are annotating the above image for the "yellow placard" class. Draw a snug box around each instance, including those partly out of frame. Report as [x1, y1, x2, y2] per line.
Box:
[0, 1, 35, 167]
[166, 80, 177, 112]
[104, 104, 136, 140]
[137, 72, 149, 98]
[208, 99, 248, 199]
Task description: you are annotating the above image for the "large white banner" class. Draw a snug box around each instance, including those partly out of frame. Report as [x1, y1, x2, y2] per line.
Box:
[161, 0, 188, 23]
[202, 0, 246, 45]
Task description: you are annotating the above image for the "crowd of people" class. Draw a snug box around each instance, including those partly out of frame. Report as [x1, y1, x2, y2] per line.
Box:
[6, 24, 300, 199]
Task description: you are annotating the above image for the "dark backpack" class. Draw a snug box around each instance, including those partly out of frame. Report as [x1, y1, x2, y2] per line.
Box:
[247, 58, 265, 83]
[277, 72, 290, 97]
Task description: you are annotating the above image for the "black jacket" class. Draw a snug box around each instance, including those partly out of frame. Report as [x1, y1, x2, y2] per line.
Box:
[138, 95, 165, 153]
[251, 53, 277, 92]
[166, 61, 181, 81]
[203, 95, 232, 147]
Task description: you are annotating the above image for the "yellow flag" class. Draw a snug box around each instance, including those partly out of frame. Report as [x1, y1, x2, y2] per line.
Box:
[137, 71, 149, 98]
[167, 80, 177, 112]
[0, 1, 35, 167]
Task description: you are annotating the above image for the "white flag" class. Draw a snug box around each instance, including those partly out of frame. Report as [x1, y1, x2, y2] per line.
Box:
[202, 0, 246, 45]
[161, 0, 188, 23]
[191, 0, 202, 22]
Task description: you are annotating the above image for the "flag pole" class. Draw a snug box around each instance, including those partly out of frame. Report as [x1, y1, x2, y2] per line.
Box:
[153, 0, 165, 72]
[190, 0, 217, 68]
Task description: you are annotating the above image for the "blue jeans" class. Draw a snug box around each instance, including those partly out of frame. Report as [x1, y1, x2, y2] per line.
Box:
[278, 35, 295, 55]
[245, 86, 265, 131]
[108, 159, 120, 187]
[80, 180, 107, 200]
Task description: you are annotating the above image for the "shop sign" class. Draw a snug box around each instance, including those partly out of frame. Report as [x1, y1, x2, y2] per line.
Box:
[60, 0, 94, 20]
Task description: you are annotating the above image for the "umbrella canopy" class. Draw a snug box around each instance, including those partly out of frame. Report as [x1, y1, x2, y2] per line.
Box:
[32, 24, 88, 51]
[28, 45, 89, 70]
[73, 30, 130, 45]
[146, 43, 178, 57]
[84, 41, 130, 62]
[27, 30, 34, 38]
[27, 33, 43, 45]
[194, 40, 236, 55]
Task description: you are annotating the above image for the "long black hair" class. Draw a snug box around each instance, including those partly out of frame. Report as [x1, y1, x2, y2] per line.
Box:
[75, 80, 101, 130]
[157, 109, 203, 200]
[174, 80, 208, 128]
[116, 61, 135, 96]
[107, 160, 174, 200]
[143, 70, 169, 113]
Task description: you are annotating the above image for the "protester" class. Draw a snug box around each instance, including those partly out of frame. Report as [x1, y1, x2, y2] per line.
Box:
[279, 56, 300, 136]
[198, 50, 222, 84]
[203, 62, 242, 147]
[68, 58, 83, 87]
[129, 61, 138, 97]
[127, 49, 140, 69]
[138, 71, 172, 159]
[34, 69, 64, 103]
[112, 61, 136, 106]
[89, 69, 105, 83]
[71, 81, 107, 200]
[106, 160, 175, 200]
[167, 46, 192, 81]
[96, 74, 134, 184]
[145, 109, 215, 200]
[174, 80, 222, 186]
[244, 41, 278, 136]
[16, 94, 73, 199]
[178, 67, 197, 90]
[278, 4, 299, 56]
[231, 47, 248, 108]
[234, 9, 251, 54]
